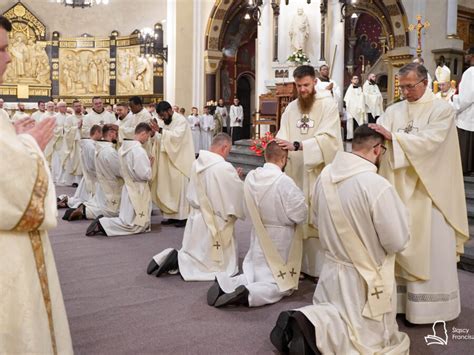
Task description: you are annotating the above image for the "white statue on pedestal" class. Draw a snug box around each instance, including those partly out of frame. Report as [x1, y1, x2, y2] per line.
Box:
[289, 8, 309, 53]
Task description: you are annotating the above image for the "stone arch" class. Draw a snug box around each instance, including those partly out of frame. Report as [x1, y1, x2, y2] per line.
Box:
[346, 0, 409, 50]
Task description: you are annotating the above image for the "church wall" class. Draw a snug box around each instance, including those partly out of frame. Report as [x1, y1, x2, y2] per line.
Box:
[277, 0, 322, 64]
[0, 0, 166, 38]
[402, 0, 463, 75]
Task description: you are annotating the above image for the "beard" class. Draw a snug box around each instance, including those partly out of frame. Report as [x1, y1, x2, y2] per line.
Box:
[163, 117, 172, 125]
[297, 89, 316, 114]
[369, 79, 376, 84]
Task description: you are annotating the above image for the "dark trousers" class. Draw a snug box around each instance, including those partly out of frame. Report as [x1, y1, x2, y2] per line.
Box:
[458, 127, 474, 174]
[230, 127, 242, 143]
[368, 113, 379, 124]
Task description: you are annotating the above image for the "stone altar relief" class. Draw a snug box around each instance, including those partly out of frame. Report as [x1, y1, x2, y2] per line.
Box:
[116, 46, 153, 95]
[289, 8, 309, 53]
[59, 48, 110, 96]
[3, 19, 50, 86]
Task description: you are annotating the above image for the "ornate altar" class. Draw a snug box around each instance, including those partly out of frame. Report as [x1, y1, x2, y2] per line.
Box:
[1, 2, 165, 104]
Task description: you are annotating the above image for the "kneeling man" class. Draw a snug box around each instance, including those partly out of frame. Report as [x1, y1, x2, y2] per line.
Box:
[86, 123, 153, 236]
[208, 141, 307, 308]
[147, 133, 244, 281]
[270, 125, 410, 354]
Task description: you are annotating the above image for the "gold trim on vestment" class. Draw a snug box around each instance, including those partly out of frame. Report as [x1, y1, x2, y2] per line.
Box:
[12, 156, 48, 232]
[29, 230, 57, 355]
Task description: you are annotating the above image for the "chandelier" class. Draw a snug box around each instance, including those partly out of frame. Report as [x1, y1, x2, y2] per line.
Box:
[138, 27, 168, 62]
[56, 0, 110, 8]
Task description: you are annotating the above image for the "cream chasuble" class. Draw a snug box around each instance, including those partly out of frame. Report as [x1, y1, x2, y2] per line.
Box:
[276, 95, 343, 277]
[51, 113, 67, 185]
[61, 114, 82, 184]
[118, 108, 152, 142]
[216, 163, 307, 307]
[100, 141, 152, 236]
[81, 109, 116, 138]
[151, 113, 195, 220]
[298, 152, 409, 355]
[435, 88, 456, 103]
[344, 85, 366, 126]
[0, 117, 73, 354]
[378, 88, 468, 323]
[84, 141, 123, 219]
[153, 150, 244, 280]
[363, 80, 384, 116]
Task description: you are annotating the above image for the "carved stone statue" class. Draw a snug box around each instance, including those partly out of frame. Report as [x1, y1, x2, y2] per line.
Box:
[116, 47, 153, 95]
[10, 35, 28, 77]
[289, 8, 310, 53]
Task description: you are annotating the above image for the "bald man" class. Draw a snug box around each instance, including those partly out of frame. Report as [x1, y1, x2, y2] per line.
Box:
[147, 133, 245, 281]
[208, 141, 307, 308]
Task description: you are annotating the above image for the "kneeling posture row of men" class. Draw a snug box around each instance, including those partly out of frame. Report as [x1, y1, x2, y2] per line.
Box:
[149, 64, 467, 354]
[62, 63, 468, 354]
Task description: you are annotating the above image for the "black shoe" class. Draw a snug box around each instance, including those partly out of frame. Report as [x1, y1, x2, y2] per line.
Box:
[86, 217, 107, 237]
[62, 208, 75, 220]
[214, 285, 249, 308]
[72, 183, 79, 188]
[156, 249, 179, 277]
[288, 317, 313, 355]
[147, 259, 159, 275]
[174, 219, 187, 228]
[68, 204, 85, 221]
[270, 311, 295, 353]
[207, 280, 224, 306]
[161, 218, 178, 225]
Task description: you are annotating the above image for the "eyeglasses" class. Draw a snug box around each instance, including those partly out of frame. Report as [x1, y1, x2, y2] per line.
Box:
[373, 143, 387, 155]
[398, 79, 425, 92]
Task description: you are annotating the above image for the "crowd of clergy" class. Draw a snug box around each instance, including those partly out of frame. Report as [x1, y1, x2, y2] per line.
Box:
[2, 8, 474, 351]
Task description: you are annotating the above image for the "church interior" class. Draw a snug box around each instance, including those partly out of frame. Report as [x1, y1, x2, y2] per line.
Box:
[1, 0, 474, 353]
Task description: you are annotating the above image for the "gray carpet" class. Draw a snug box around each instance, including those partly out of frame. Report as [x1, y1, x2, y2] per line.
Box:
[50, 186, 474, 354]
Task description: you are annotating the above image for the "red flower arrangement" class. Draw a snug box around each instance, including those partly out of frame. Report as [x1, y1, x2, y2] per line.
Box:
[249, 131, 275, 157]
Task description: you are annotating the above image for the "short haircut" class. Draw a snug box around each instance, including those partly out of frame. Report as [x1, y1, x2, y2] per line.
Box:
[211, 133, 232, 147]
[129, 96, 142, 106]
[102, 123, 118, 136]
[264, 140, 288, 162]
[352, 124, 384, 151]
[0, 16, 12, 32]
[156, 101, 172, 113]
[90, 124, 102, 136]
[319, 64, 329, 70]
[37, 100, 45, 105]
[135, 122, 152, 134]
[116, 101, 129, 108]
[398, 62, 427, 81]
[293, 65, 316, 79]
[92, 96, 102, 102]
[72, 100, 81, 105]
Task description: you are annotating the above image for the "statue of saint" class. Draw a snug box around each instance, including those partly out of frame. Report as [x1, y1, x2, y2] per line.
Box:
[289, 8, 310, 53]
[10, 36, 29, 77]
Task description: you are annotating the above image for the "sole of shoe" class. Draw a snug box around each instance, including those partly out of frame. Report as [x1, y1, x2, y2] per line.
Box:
[156, 249, 178, 277]
[270, 311, 293, 353]
[207, 282, 223, 306]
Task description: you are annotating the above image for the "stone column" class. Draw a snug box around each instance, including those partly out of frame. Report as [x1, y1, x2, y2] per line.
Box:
[204, 50, 223, 102]
[320, 0, 328, 61]
[164, 0, 176, 104]
[256, 1, 273, 98]
[327, 0, 345, 108]
[192, 0, 204, 107]
[447, 0, 458, 37]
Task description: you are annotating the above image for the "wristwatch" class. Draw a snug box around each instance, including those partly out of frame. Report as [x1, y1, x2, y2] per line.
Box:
[293, 141, 300, 151]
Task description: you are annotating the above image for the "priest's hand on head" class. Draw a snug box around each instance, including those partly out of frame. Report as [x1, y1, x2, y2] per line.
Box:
[276, 138, 295, 151]
[368, 123, 392, 141]
[13, 117, 35, 135]
[26, 117, 56, 151]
